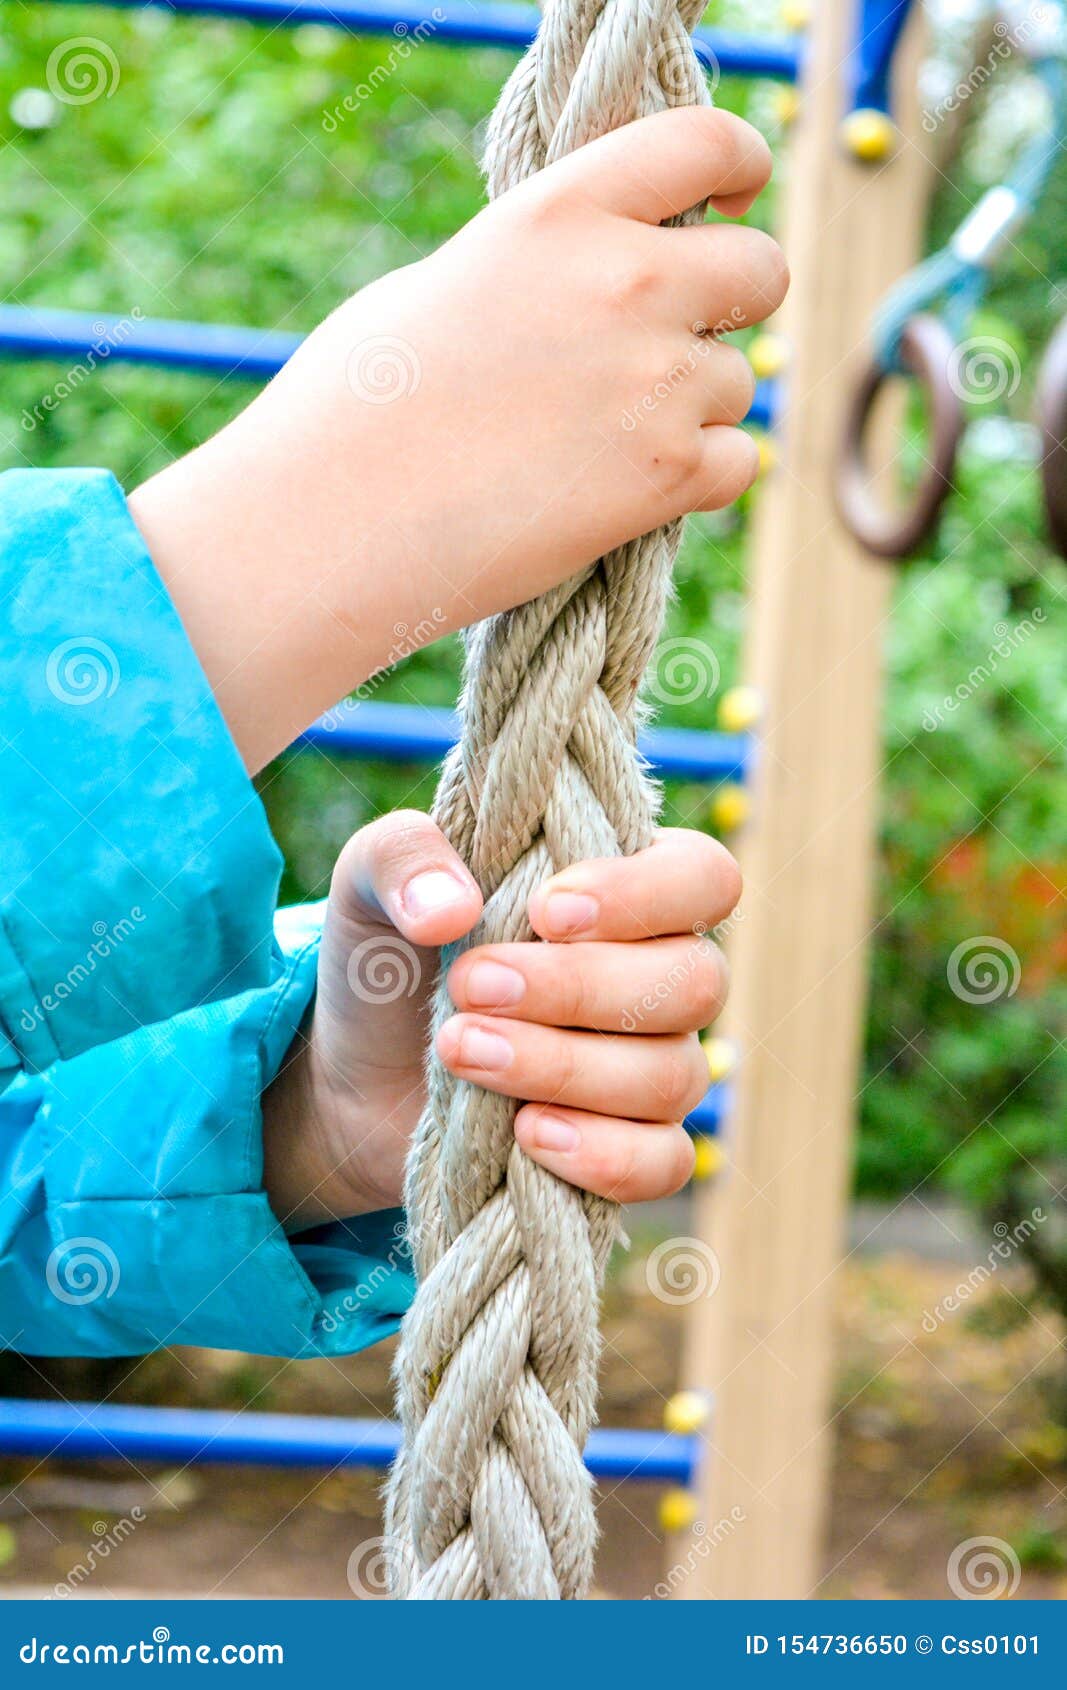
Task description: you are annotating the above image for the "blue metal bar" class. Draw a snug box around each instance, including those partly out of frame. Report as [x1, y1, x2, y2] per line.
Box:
[749, 380, 775, 432]
[38, 0, 801, 81]
[0, 305, 300, 381]
[0, 306, 777, 429]
[686, 1083, 725, 1138]
[0, 1398, 696, 1484]
[300, 700, 751, 784]
[847, 0, 914, 115]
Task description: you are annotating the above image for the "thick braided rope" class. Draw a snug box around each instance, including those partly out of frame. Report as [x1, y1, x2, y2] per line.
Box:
[385, 0, 710, 1600]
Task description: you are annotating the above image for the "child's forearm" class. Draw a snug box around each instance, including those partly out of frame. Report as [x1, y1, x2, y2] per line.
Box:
[130, 106, 785, 774]
[126, 352, 410, 776]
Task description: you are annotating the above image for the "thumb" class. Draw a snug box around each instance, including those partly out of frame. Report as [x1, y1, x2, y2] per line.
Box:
[546, 106, 773, 224]
[327, 809, 483, 951]
[313, 810, 483, 1085]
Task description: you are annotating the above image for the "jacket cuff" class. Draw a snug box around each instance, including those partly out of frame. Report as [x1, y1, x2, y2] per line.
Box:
[0, 904, 414, 1360]
[0, 467, 282, 1084]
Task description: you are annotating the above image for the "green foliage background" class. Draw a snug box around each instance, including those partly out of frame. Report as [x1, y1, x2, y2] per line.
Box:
[0, 3, 1064, 1304]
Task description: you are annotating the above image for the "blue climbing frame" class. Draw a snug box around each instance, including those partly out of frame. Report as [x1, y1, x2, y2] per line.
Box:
[0, 0, 916, 1498]
[34, 0, 802, 79]
[303, 700, 750, 783]
[0, 1398, 697, 1484]
[845, 0, 915, 118]
[0, 304, 778, 428]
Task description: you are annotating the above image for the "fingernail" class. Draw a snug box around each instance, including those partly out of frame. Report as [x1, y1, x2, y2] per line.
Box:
[528, 1112, 581, 1153]
[403, 870, 469, 919]
[457, 1024, 513, 1072]
[541, 891, 598, 937]
[464, 959, 526, 1009]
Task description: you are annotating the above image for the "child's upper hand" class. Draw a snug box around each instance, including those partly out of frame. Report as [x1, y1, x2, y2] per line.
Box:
[131, 106, 787, 770]
[261, 812, 740, 1229]
[301, 103, 787, 617]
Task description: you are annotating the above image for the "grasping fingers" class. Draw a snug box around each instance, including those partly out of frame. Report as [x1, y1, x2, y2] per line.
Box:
[437, 827, 741, 1205]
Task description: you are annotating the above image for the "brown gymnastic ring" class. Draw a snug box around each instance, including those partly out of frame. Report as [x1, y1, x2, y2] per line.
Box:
[1036, 315, 1067, 562]
[835, 314, 966, 561]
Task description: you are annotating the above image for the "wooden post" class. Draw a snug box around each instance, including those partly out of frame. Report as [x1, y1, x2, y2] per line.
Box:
[673, 2, 935, 1598]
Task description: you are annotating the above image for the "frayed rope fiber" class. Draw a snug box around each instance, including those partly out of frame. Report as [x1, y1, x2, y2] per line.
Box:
[385, 0, 710, 1600]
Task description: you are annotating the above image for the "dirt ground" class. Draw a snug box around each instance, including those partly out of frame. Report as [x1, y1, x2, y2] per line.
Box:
[1, 1252, 1065, 1601]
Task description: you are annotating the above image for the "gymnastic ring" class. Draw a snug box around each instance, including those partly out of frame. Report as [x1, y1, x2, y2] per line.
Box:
[835, 314, 965, 561]
[1036, 315, 1067, 562]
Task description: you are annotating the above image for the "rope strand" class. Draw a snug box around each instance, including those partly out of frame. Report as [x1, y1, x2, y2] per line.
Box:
[386, 0, 709, 1600]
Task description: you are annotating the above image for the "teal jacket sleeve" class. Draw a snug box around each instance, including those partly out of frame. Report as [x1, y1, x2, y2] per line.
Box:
[0, 467, 282, 1092]
[0, 903, 414, 1360]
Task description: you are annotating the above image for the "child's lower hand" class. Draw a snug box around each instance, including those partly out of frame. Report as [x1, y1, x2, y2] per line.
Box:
[130, 106, 787, 771]
[262, 811, 739, 1229]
